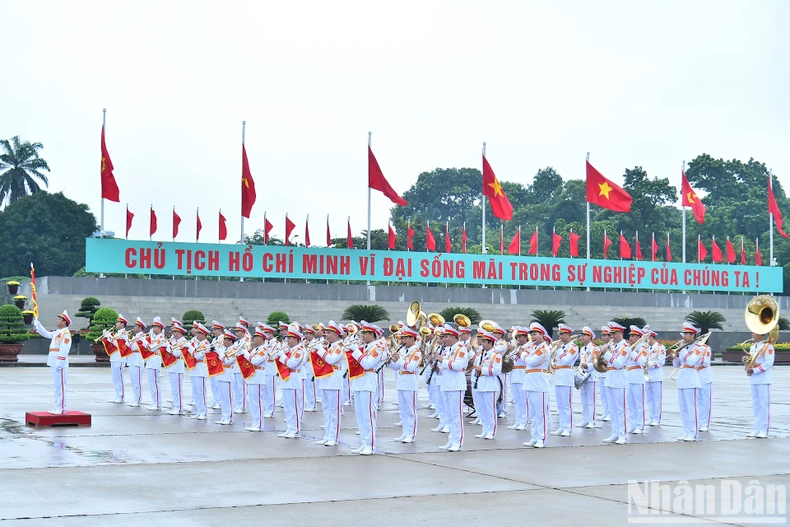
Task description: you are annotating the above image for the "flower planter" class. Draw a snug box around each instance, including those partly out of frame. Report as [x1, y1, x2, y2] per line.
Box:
[91, 343, 110, 363]
[0, 343, 24, 362]
[14, 300, 25, 310]
[723, 347, 790, 364]
[21, 311, 34, 325]
[6, 283, 19, 295]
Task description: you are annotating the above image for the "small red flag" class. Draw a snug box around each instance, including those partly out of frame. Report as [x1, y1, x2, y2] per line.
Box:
[426, 223, 436, 252]
[603, 231, 612, 259]
[172, 208, 181, 240]
[461, 224, 468, 254]
[347, 218, 354, 249]
[508, 227, 521, 255]
[666, 234, 672, 262]
[326, 216, 331, 246]
[125, 205, 134, 239]
[368, 146, 407, 206]
[407, 222, 414, 251]
[634, 234, 643, 261]
[218, 211, 227, 241]
[482, 155, 514, 221]
[264, 217, 273, 244]
[100, 125, 120, 202]
[586, 161, 632, 213]
[681, 172, 706, 224]
[444, 223, 452, 253]
[285, 216, 296, 246]
[241, 145, 256, 219]
[304, 216, 311, 247]
[551, 230, 562, 257]
[651, 233, 658, 262]
[528, 228, 538, 255]
[740, 238, 746, 265]
[726, 238, 736, 264]
[196, 210, 202, 241]
[149, 207, 158, 237]
[388, 224, 396, 250]
[755, 239, 762, 266]
[711, 237, 723, 263]
[619, 232, 632, 259]
[698, 236, 708, 262]
[569, 230, 580, 257]
[767, 176, 789, 238]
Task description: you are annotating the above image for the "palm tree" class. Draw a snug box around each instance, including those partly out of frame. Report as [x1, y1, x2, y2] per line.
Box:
[530, 309, 566, 339]
[0, 136, 50, 206]
[685, 311, 726, 334]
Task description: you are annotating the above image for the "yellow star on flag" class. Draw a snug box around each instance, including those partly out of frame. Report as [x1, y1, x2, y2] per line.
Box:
[488, 179, 504, 197]
[101, 157, 106, 173]
[598, 181, 613, 199]
[242, 177, 250, 188]
[686, 191, 696, 203]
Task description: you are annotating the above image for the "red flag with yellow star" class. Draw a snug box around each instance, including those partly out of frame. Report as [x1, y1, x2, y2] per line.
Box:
[241, 145, 256, 219]
[586, 161, 632, 213]
[482, 155, 513, 220]
[681, 172, 705, 224]
[100, 126, 120, 202]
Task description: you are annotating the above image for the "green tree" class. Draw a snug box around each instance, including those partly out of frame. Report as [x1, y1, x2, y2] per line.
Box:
[0, 192, 97, 277]
[0, 136, 50, 206]
[342, 304, 389, 323]
[530, 310, 566, 338]
[685, 311, 726, 334]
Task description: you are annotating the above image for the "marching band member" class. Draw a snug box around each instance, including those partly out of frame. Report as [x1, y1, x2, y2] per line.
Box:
[278, 325, 307, 438]
[645, 331, 666, 426]
[348, 322, 385, 454]
[625, 325, 648, 435]
[189, 323, 211, 420]
[313, 321, 346, 446]
[126, 317, 148, 407]
[302, 325, 319, 412]
[551, 323, 578, 437]
[166, 323, 188, 415]
[578, 326, 598, 429]
[388, 325, 421, 443]
[108, 314, 129, 404]
[33, 310, 72, 414]
[144, 316, 167, 411]
[209, 321, 226, 410]
[436, 324, 468, 452]
[507, 326, 530, 431]
[314, 323, 327, 408]
[232, 323, 250, 414]
[744, 331, 774, 438]
[474, 329, 504, 440]
[673, 323, 703, 441]
[245, 328, 269, 432]
[215, 330, 238, 425]
[523, 322, 551, 448]
[696, 336, 714, 432]
[257, 324, 278, 418]
[430, 332, 450, 434]
[458, 325, 473, 414]
[490, 324, 508, 418]
[598, 326, 612, 422]
[421, 327, 437, 411]
[602, 322, 629, 445]
[341, 322, 358, 407]
[467, 332, 484, 426]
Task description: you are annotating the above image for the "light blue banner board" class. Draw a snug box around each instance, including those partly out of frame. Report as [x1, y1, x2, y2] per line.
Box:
[85, 238, 782, 293]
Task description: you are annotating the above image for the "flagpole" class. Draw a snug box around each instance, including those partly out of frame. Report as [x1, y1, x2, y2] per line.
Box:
[482, 142, 487, 255]
[586, 152, 590, 260]
[407, 218, 411, 252]
[519, 226, 521, 257]
[240, 121, 246, 283]
[367, 132, 372, 252]
[682, 160, 686, 264]
[770, 168, 774, 266]
[196, 207, 199, 243]
[100, 109, 107, 278]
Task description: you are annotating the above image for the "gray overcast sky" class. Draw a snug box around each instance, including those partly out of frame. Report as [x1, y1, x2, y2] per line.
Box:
[1, 0, 788, 244]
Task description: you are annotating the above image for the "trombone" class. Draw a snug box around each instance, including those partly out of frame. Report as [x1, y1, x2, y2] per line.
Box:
[668, 332, 712, 380]
[93, 329, 114, 343]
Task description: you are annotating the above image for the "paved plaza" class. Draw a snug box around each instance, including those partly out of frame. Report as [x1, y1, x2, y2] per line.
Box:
[0, 364, 788, 526]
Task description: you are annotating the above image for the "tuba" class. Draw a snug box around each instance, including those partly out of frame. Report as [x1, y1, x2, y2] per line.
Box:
[744, 295, 780, 370]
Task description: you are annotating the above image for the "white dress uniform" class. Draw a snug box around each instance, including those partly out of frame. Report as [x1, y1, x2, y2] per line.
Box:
[430, 345, 449, 433]
[696, 343, 714, 431]
[126, 326, 147, 407]
[260, 336, 278, 417]
[438, 334, 468, 452]
[232, 330, 250, 414]
[166, 334, 187, 414]
[145, 327, 167, 410]
[552, 327, 578, 436]
[421, 337, 436, 410]
[672, 341, 702, 440]
[603, 337, 630, 444]
[597, 329, 613, 421]
[279, 339, 307, 437]
[189, 337, 210, 420]
[625, 331, 648, 434]
[645, 340, 666, 425]
[314, 333, 346, 446]
[216, 339, 237, 424]
[388, 339, 422, 442]
[33, 313, 72, 414]
[107, 324, 128, 403]
[508, 337, 529, 431]
[209, 328, 225, 408]
[349, 336, 384, 454]
[467, 343, 482, 423]
[245, 341, 268, 431]
[747, 340, 774, 437]
[523, 331, 551, 448]
[578, 339, 599, 428]
[475, 337, 504, 439]
[302, 336, 318, 412]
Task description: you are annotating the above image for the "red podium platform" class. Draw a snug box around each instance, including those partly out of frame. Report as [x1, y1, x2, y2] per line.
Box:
[25, 411, 92, 427]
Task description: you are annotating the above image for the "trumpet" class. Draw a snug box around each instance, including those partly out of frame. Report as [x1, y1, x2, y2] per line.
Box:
[93, 329, 114, 343]
[669, 332, 712, 380]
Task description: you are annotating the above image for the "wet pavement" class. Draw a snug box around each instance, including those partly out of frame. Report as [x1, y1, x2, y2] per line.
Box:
[0, 365, 788, 526]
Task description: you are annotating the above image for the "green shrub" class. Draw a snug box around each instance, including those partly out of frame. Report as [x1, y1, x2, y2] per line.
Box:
[531, 310, 567, 339]
[0, 304, 30, 344]
[182, 309, 206, 331]
[87, 307, 118, 342]
[75, 297, 101, 326]
[267, 312, 290, 334]
[685, 311, 725, 334]
[342, 304, 389, 323]
[439, 307, 482, 325]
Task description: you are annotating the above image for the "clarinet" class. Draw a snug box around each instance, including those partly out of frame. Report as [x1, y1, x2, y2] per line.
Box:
[426, 346, 443, 385]
[473, 351, 484, 390]
[376, 343, 406, 373]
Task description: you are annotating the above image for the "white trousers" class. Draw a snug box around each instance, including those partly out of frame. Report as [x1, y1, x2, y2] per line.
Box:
[496, 374, 508, 415]
[527, 391, 548, 443]
[377, 369, 385, 408]
[353, 390, 376, 451]
[209, 377, 221, 406]
[443, 390, 464, 448]
[555, 385, 573, 432]
[397, 389, 417, 440]
[232, 373, 247, 411]
[599, 379, 610, 418]
[433, 383, 447, 427]
[627, 383, 645, 431]
[698, 382, 712, 429]
[511, 382, 527, 427]
[129, 365, 143, 405]
[249, 384, 265, 428]
[169, 372, 184, 412]
[283, 387, 303, 434]
[321, 389, 341, 443]
[607, 387, 627, 440]
[51, 366, 67, 412]
[470, 384, 480, 417]
[191, 376, 207, 417]
[304, 377, 317, 409]
[645, 381, 663, 423]
[477, 391, 498, 437]
[147, 369, 161, 408]
[342, 375, 351, 404]
[262, 375, 275, 416]
[751, 384, 770, 434]
[580, 379, 597, 425]
[678, 387, 699, 439]
[110, 363, 125, 401]
[218, 380, 234, 422]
